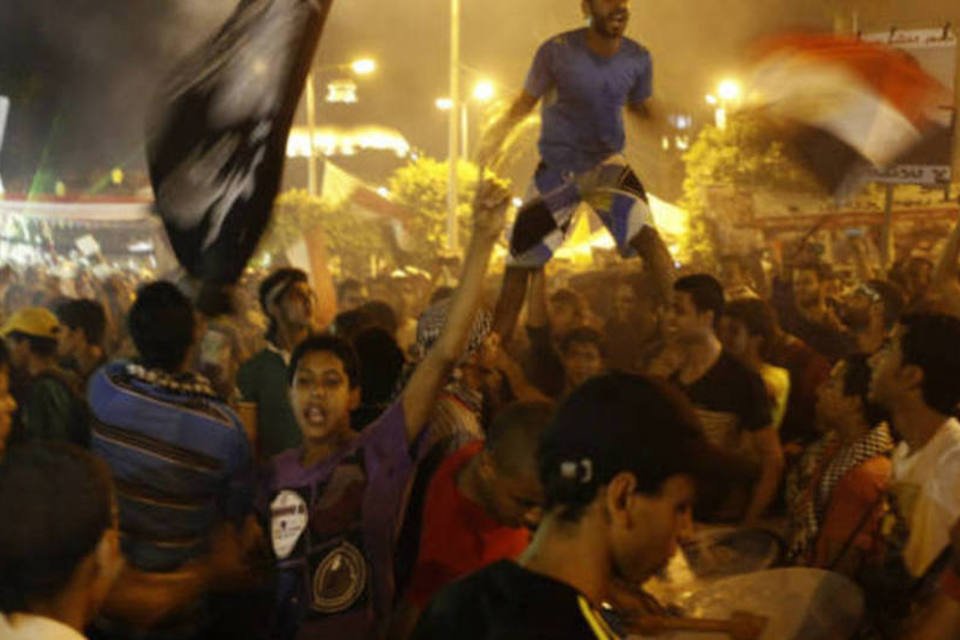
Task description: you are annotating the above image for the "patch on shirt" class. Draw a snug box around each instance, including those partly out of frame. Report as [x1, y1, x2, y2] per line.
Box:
[311, 540, 368, 614]
[271, 490, 308, 559]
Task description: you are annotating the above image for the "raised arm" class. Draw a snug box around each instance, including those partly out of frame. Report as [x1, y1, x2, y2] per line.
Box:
[474, 91, 538, 171]
[400, 179, 510, 441]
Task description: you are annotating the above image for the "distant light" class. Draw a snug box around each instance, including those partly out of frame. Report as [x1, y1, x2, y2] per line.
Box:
[110, 168, 124, 185]
[127, 240, 154, 253]
[326, 80, 358, 103]
[376, 186, 391, 198]
[351, 58, 377, 75]
[675, 135, 690, 151]
[705, 94, 718, 106]
[661, 136, 671, 150]
[55, 181, 66, 197]
[435, 97, 454, 111]
[511, 197, 524, 208]
[472, 80, 496, 103]
[717, 79, 741, 102]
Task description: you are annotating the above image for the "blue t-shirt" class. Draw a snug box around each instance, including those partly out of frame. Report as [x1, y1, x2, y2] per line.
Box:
[524, 28, 652, 173]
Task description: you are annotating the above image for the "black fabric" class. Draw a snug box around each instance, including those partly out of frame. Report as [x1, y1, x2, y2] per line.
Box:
[675, 351, 772, 433]
[412, 560, 613, 640]
[147, 0, 334, 286]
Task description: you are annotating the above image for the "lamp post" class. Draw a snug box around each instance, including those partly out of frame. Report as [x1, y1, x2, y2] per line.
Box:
[446, 0, 461, 253]
[304, 58, 377, 196]
[706, 78, 741, 130]
[437, 80, 496, 159]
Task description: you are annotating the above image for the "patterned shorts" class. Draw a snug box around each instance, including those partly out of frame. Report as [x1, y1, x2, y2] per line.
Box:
[506, 155, 653, 267]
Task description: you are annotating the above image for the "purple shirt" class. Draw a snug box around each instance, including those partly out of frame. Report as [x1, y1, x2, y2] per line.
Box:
[261, 401, 417, 640]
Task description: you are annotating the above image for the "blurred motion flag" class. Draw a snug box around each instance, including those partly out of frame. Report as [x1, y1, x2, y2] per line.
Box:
[745, 32, 953, 194]
[147, 0, 334, 289]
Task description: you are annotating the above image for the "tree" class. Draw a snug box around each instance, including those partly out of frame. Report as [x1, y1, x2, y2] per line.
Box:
[257, 189, 393, 278]
[679, 113, 821, 268]
[386, 156, 481, 268]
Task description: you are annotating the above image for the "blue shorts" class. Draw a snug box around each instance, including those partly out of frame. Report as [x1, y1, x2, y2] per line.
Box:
[506, 155, 653, 267]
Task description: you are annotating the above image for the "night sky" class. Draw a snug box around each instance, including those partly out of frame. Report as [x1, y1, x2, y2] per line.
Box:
[1, 0, 958, 190]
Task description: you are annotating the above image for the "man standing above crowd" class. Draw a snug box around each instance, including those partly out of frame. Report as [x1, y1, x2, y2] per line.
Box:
[650, 275, 783, 525]
[56, 298, 108, 387]
[2, 307, 87, 446]
[237, 268, 315, 460]
[480, 0, 675, 342]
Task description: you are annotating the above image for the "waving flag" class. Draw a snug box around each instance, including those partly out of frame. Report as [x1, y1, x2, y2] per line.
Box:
[746, 32, 953, 194]
[147, 0, 334, 289]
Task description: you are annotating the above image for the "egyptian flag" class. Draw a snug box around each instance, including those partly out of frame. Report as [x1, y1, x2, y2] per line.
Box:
[746, 33, 953, 194]
[147, 0, 334, 293]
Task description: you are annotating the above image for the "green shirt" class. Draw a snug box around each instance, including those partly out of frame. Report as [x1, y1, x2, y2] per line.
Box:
[21, 369, 87, 446]
[236, 347, 302, 459]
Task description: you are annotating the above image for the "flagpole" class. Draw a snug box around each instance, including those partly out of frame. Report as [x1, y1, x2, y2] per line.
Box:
[446, 0, 461, 253]
[306, 73, 318, 197]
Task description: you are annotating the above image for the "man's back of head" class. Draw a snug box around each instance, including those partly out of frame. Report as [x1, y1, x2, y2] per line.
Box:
[128, 281, 196, 373]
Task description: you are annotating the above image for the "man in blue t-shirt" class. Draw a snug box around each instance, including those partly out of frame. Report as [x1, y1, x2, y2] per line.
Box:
[478, 0, 674, 340]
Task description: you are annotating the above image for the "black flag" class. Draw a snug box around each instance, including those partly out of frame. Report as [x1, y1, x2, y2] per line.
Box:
[148, 0, 334, 289]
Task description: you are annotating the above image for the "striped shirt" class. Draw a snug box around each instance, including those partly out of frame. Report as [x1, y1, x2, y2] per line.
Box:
[87, 361, 253, 572]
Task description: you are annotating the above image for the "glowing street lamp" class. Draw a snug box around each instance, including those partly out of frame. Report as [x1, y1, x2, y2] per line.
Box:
[350, 58, 377, 75]
[472, 80, 496, 103]
[435, 97, 454, 111]
[717, 79, 742, 102]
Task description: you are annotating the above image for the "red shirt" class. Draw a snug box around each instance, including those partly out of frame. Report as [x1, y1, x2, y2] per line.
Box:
[406, 441, 531, 608]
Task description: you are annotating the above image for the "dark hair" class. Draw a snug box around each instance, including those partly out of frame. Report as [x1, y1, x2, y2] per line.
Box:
[674, 274, 725, 322]
[357, 300, 399, 337]
[486, 401, 555, 476]
[841, 354, 889, 428]
[723, 298, 778, 356]
[899, 314, 960, 415]
[288, 334, 361, 389]
[259, 268, 308, 340]
[128, 281, 195, 372]
[539, 373, 716, 522]
[0, 443, 114, 612]
[55, 299, 107, 347]
[866, 279, 905, 331]
[6, 332, 59, 359]
[352, 327, 404, 405]
[0, 340, 8, 369]
[559, 326, 605, 357]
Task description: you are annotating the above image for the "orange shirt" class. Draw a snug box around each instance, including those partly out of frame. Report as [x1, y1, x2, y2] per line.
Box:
[814, 456, 891, 567]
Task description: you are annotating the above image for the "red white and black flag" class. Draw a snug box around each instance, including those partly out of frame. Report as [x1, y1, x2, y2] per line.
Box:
[745, 32, 953, 194]
[147, 0, 334, 292]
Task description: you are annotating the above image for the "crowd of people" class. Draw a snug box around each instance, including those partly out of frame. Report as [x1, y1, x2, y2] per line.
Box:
[5, 0, 960, 638]
[2, 175, 960, 639]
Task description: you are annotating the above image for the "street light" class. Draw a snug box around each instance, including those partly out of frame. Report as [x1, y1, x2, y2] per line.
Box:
[717, 79, 742, 102]
[350, 58, 377, 75]
[708, 78, 741, 130]
[472, 80, 496, 103]
[437, 79, 497, 159]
